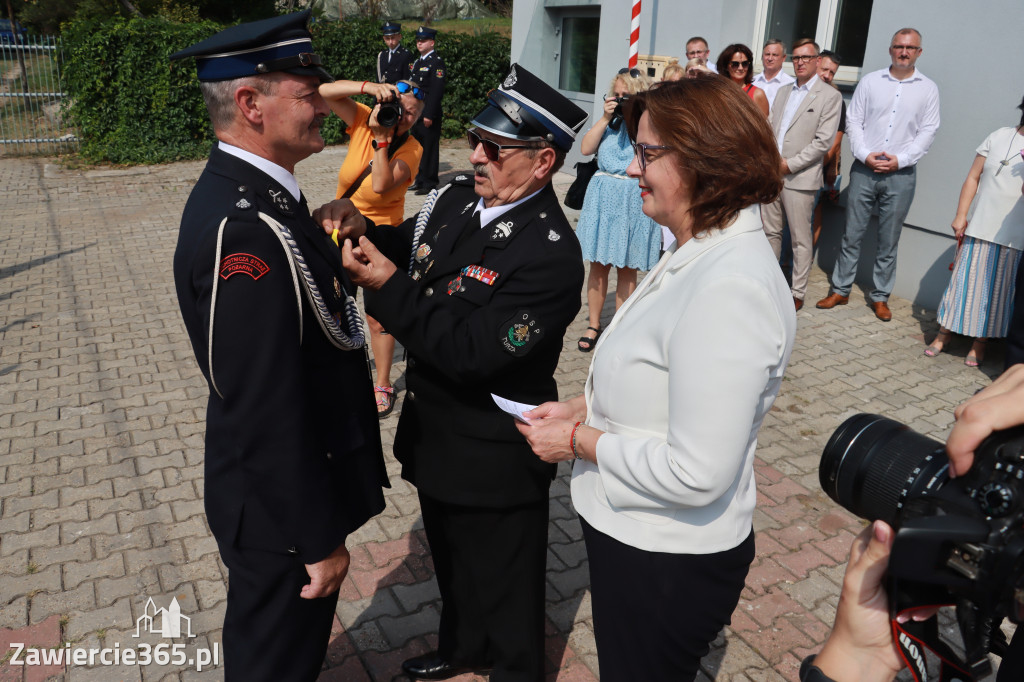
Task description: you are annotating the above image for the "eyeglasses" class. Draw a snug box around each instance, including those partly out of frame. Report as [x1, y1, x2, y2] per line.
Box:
[631, 141, 670, 173]
[890, 45, 921, 52]
[729, 60, 750, 69]
[791, 55, 819, 64]
[395, 81, 425, 100]
[467, 129, 541, 162]
[618, 67, 642, 78]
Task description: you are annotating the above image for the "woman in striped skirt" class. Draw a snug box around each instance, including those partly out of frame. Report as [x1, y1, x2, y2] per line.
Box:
[925, 96, 1024, 367]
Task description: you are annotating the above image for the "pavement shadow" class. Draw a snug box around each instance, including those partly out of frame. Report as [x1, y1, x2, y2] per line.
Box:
[0, 243, 94, 281]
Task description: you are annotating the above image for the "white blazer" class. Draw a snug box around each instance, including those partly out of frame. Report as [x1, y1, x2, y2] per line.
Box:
[571, 206, 796, 554]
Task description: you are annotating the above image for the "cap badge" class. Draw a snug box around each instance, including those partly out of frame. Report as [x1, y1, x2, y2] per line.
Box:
[503, 65, 518, 89]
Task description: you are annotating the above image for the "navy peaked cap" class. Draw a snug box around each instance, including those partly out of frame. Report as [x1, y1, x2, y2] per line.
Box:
[382, 21, 401, 35]
[415, 26, 437, 40]
[169, 10, 332, 83]
[470, 63, 588, 151]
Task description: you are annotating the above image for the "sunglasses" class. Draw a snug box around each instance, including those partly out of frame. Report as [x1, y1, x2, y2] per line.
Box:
[467, 129, 541, 162]
[631, 141, 670, 173]
[618, 67, 642, 78]
[729, 60, 750, 69]
[395, 81, 425, 100]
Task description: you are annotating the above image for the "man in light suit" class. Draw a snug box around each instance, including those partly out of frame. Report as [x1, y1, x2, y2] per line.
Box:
[762, 38, 842, 310]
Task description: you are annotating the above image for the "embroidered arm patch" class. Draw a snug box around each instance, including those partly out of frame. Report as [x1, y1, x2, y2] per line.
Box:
[220, 253, 270, 280]
[500, 310, 543, 356]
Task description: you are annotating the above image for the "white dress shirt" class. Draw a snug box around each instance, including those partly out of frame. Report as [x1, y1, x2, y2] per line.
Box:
[846, 67, 940, 169]
[775, 75, 818, 151]
[218, 141, 301, 202]
[754, 69, 795, 109]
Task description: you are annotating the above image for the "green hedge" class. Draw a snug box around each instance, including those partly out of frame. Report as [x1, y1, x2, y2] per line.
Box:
[62, 16, 512, 164]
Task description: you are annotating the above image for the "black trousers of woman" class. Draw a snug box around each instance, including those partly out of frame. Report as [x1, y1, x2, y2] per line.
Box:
[581, 517, 755, 682]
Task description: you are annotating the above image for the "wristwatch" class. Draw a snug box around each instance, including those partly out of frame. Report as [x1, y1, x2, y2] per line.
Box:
[371, 139, 389, 150]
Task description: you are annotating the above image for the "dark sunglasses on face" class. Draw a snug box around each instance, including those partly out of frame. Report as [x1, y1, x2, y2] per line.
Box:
[467, 129, 540, 162]
[618, 67, 642, 78]
[730, 60, 750, 69]
[395, 81, 425, 100]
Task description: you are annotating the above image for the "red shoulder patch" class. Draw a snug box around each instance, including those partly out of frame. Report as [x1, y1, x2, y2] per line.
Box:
[219, 253, 270, 280]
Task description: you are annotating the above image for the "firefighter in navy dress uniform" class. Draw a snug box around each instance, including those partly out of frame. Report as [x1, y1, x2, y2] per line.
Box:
[409, 26, 446, 195]
[315, 64, 588, 681]
[170, 11, 388, 681]
[377, 21, 413, 84]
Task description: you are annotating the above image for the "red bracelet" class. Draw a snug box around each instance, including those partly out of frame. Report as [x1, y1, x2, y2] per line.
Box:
[570, 421, 583, 460]
[360, 81, 368, 94]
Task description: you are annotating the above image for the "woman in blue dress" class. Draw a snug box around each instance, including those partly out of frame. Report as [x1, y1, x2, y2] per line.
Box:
[575, 69, 663, 352]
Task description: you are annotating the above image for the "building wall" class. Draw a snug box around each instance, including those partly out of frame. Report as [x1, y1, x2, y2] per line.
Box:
[511, 0, 1024, 309]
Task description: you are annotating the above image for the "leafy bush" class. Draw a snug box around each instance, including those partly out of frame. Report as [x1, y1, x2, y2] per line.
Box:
[61, 16, 511, 164]
[63, 16, 217, 163]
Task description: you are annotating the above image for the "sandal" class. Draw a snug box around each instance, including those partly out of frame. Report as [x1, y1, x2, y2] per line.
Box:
[965, 339, 987, 368]
[577, 326, 602, 353]
[374, 385, 395, 418]
[923, 330, 952, 357]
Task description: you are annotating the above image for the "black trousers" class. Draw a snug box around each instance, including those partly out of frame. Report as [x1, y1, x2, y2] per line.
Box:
[412, 119, 441, 189]
[419, 492, 549, 682]
[218, 542, 339, 681]
[581, 518, 755, 682]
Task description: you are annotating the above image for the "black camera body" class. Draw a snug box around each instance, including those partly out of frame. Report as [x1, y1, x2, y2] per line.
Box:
[608, 94, 629, 131]
[377, 101, 403, 129]
[820, 414, 1024, 675]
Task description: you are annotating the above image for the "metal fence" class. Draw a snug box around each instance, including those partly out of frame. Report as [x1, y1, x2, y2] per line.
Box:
[0, 35, 78, 156]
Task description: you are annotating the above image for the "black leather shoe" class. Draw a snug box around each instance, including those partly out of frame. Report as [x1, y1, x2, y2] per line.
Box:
[407, 183, 422, 192]
[414, 186, 435, 196]
[401, 652, 490, 680]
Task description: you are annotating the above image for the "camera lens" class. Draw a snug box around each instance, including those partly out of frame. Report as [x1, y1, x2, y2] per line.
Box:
[377, 102, 402, 128]
[819, 414, 949, 527]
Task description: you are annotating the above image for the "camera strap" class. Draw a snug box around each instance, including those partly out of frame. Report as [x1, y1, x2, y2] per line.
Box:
[892, 609, 975, 682]
[340, 132, 410, 199]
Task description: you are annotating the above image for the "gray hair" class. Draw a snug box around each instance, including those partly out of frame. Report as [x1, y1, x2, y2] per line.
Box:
[199, 76, 277, 130]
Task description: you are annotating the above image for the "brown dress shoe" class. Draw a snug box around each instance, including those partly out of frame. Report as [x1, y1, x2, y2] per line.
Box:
[816, 292, 849, 309]
[873, 301, 892, 321]
[793, 297, 804, 311]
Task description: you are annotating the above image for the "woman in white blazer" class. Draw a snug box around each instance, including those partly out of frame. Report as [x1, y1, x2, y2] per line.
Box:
[517, 77, 797, 681]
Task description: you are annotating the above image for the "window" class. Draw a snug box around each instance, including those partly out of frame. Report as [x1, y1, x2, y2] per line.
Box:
[557, 14, 600, 93]
[755, 0, 873, 80]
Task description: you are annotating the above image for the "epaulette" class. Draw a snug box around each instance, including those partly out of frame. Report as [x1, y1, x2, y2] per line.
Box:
[447, 173, 475, 188]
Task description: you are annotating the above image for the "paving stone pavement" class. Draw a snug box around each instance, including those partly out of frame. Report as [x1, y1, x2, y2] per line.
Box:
[0, 139, 1010, 681]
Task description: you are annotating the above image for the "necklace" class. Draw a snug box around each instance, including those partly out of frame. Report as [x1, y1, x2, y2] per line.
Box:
[996, 126, 1023, 174]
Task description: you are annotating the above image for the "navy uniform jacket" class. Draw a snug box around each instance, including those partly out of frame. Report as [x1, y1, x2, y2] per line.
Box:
[411, 50, 445, 122]
[173, 144, 388, 563]
[377, 45, 413, 84]
[364, 179, 584, 507]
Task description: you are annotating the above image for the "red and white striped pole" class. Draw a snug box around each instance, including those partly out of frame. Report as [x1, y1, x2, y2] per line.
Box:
[628, 0, 641, 68]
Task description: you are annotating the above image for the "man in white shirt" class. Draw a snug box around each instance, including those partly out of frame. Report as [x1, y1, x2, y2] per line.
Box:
[685, 36, 718, 73]
[753, 38, 795, 108]
[817, 27, 940, 320]
[762, 39, 842, 310]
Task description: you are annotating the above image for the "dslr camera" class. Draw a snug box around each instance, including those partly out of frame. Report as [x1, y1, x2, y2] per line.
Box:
[820, 414, 1024, 677]
[376, 101, 403, 129]
[608, 95, 629, 130]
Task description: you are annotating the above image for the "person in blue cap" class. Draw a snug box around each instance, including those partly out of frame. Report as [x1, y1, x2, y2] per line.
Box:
[408, 25, 446, 195]
[314, 62, 588, 681]
[378, 21, 413, 84]
[170, 11, 389, 680]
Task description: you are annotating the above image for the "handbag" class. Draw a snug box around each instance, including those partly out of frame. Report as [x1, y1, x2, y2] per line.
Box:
[563, 157, 598, 210]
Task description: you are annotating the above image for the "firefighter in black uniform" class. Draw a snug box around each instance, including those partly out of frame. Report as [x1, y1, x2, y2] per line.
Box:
[170, 12, 388, 681]
[315, 64, 588, 681]
[409, 26, 446, 195]
[377, 21, 413, 84]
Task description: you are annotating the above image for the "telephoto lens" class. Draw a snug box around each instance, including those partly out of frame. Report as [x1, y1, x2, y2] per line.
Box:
[819, 414, 949, 527]
[377, 101, 403, 129]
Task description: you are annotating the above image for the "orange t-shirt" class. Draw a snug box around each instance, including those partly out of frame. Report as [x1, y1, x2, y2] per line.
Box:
[334, 102, 423, 226]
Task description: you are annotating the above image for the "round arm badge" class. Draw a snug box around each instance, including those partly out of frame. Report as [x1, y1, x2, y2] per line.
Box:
[500, 310, 543, 356]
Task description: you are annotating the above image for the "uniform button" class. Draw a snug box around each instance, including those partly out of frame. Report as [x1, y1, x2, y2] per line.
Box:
[408, 357, 416, 369]
[326, 451, 333, 460]
[238, 185, 247, 193]
[424, 287, 434, 297]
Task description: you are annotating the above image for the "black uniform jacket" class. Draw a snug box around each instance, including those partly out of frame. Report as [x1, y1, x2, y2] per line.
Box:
[377, 45, 413, 84]
[364, 179, 584, 508]
[410, 50, 445, 122]
[173, 145, 388, 564]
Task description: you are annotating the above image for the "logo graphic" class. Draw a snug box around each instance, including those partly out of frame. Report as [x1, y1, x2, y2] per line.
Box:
[134, 597, 195, 639]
